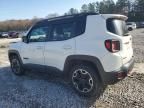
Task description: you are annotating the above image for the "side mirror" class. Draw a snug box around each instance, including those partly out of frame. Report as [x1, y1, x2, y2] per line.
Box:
[22, 36, 28, 43]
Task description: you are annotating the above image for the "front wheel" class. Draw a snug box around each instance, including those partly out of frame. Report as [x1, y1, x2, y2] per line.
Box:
[10, 55, 25, 76]
[70, 65, 103, 97]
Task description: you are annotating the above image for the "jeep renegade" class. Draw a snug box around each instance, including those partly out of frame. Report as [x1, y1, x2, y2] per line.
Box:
[9, 13, 134, 97]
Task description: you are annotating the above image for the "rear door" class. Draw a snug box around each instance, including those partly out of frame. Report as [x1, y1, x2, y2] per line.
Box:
[44, 21, 76, 71]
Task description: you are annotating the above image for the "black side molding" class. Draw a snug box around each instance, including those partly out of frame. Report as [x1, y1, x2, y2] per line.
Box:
[23, 57, 29, 60]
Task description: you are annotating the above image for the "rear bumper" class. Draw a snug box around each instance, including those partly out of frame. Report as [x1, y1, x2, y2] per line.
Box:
[100, 57, 135, 84]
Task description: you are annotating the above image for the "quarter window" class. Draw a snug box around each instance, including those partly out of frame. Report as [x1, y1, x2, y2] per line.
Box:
[75, 19, 86, 36]
[107, 19, 128, 36]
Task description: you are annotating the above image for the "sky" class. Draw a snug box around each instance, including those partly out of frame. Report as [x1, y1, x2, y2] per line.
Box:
[0, 0, 117, 21]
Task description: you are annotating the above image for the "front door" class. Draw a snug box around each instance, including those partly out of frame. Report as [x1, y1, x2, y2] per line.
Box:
[21, 26, 49, 66]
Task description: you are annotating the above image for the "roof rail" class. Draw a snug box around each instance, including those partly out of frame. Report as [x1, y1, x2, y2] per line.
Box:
[46, 12, 99, 21]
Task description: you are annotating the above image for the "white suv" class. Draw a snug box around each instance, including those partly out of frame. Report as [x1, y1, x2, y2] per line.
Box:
[8, 13, 134, 97]
[126, 22, 137, 31]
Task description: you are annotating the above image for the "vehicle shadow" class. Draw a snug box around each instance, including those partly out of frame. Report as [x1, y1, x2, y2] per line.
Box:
[0, 66, 106, 108]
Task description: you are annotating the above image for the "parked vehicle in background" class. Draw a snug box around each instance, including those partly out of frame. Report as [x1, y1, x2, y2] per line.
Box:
[136, 22, 144, 28]
[126, 22, 137, 31]
[18, 31, 27, 38]
[8, 13, 134, 97]
[1, 32, 9, 38]
[8, 32, 19, 38]
[0, 32, 2, 38]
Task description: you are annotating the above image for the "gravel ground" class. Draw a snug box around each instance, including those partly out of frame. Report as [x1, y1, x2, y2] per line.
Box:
[131, 29, 144, 63]
[0, 29, 144, 108]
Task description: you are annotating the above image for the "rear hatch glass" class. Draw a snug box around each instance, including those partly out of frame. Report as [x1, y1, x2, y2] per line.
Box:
[106, 19, 129, 36]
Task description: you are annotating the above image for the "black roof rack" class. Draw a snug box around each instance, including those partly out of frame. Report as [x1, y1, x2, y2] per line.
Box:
[36, 12, 99, 24]
[45, 12, 99, 21]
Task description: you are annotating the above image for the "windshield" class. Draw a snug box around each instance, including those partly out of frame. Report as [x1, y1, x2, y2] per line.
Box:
[107, 19, 129, 36]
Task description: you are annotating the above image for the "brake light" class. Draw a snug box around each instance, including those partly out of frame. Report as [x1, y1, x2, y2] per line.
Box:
[105, 40, 120, 53]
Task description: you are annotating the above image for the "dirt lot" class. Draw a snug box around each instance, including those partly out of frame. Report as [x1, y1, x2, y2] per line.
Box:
[0, 29, 144, 108]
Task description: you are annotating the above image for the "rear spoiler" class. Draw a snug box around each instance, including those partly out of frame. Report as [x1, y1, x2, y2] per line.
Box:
[101, 14, 128, 21]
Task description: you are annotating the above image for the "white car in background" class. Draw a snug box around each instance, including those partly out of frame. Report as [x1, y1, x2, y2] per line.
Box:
[126, 22, 137, 31]
[1, 32, 9, 38]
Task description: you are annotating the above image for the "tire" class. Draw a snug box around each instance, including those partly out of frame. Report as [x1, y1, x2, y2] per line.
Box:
[10, 55, 25, 76]
[70, 65, 103, 98]
[128, 27, 133, 31]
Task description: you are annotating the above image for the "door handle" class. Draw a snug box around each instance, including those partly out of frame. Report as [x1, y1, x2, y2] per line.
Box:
[36, 46, 43, 50]
[23, 57, 29, 60]
[63, 45, 72, 50]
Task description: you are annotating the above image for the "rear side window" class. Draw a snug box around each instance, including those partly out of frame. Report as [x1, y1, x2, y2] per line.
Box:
[51, 22, 74, 41]
[50, 18, 86, 41]
[107, 19, 128, 36]
[50, 16, 86, 41]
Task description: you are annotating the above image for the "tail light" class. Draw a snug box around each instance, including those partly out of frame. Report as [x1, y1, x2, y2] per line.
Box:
[105, 40, 120, 53]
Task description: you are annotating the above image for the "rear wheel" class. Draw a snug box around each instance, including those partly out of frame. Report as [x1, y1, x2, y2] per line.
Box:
[70, 65, 103, 97]
[10, 55, 25, 76]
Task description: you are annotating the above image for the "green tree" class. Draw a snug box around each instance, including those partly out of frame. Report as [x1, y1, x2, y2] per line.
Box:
[116, 0, 130, 15]
[130, 0, 144, 21]
[99, 0, 115, 14]
[46, 13, 59, 18]
[81, 4, 88, 13]
[95, 2, 100, 13]
[135, 0, 144, 12]
[88, 3, 96, 12]
[67, 8, 79, 15]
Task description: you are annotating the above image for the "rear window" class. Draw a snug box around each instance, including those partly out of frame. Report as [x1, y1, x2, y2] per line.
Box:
[107, 19, 128, 36]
